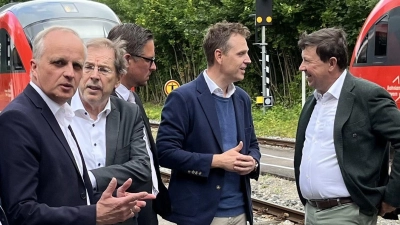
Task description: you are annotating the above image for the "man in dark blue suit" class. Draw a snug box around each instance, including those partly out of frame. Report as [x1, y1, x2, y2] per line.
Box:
[156, 22, 261, 225]
[0, 204, 7, 225]
[0, 26, 154, 225]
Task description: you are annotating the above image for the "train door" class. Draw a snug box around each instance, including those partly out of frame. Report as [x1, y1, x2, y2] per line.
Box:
[0, 28, 27, 110]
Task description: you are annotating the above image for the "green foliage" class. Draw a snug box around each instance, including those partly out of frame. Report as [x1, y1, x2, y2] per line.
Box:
[252, 104, 302, 138]
[144, 101, 301, 138]
[0, 0, 380, 110]
[143, 102, 164, 121]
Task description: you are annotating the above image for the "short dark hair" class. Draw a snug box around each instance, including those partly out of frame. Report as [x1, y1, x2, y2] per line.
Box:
[203, 21, 250, 67]
[298, 28, 348, 70]
[107, 23, 153, 56]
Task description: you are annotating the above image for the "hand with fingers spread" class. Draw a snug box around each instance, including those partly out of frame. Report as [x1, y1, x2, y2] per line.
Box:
[96, 178, 156, 225]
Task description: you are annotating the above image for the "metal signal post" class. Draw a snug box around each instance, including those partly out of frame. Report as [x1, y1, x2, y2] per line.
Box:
[254, 0, 273, 113]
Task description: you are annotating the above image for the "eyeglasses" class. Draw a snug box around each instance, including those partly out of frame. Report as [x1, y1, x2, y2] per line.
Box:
[131, 54, 155, 67]
[83, 65, 113, 76]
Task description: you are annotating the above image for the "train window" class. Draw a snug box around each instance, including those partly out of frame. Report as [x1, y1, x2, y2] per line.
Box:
[0, 29, 10, 72]
[11, 48, 23, 71]
[374, 16, 388, 57]
[356, 36, 368, 63]
[387, 7, 400, 65]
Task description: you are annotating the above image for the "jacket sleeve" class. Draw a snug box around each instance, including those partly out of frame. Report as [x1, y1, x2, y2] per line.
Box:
[0, 110, 97, 225]
[91, 104, 151, 193]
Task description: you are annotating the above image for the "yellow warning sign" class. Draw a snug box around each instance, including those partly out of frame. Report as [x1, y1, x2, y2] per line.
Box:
[164, 80, 180, 95]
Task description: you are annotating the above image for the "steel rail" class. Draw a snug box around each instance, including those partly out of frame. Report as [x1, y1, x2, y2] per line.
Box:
[150, 122, 295, 148]
[160, 171, 304, 224]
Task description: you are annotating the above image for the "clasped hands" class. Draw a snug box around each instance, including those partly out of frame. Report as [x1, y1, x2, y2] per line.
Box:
[96, 177, 156, 225]
[214, 141, 257, 175]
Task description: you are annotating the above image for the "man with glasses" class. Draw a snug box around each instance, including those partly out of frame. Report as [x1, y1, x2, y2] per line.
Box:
[70, 37, 153, 225]
[108, 23, 171, 225]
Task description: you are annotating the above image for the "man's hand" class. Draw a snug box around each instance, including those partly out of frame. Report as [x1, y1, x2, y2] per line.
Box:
[233, 154, 257, 175]
[96, 178, 155, 225]
[212, 141, 243, 172]
[379, 201, 397, 217]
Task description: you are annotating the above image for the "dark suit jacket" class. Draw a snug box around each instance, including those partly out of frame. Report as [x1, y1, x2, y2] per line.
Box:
[79, 96, 152, 225]
[0, 84, 97, 225]
[294, 72, 400, 216]
[0, 205, 8, 225]
[89, 96, 151, 194]
[156, 73, 261, 225]
[111, 90, 171, 225]
[130, 92, 172, 222]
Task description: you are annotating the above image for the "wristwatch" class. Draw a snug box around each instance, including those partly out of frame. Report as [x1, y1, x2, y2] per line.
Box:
[253, 160, 259, 172]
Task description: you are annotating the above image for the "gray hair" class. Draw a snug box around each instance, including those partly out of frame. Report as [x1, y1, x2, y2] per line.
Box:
[203, 21, 250, 67]
[85, 37, 127, 78]
[32, 26, 86, 61]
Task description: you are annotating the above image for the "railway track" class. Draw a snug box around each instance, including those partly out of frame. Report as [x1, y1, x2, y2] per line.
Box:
[149, 122, 295, 148]
[160, 171, 304, 224]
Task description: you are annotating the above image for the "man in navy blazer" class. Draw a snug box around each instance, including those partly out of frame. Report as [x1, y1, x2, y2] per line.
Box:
[0, 205, 7, 225]
[156, 22, 261, 225]
[0, 27, 153, 225]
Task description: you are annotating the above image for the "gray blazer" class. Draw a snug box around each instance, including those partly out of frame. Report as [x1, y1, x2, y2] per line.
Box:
[294, 72, 400, 216]
[91, 95, 151, 194]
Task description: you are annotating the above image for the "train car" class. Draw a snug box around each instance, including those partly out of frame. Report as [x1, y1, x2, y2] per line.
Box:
[350, 0, 400, 107]
[0, 0, 121, 111]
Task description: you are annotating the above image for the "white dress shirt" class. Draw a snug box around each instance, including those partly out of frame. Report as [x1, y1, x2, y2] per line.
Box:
[70, 91, 111, 190]
[30, 82, 90, 204]
[203, 70, 236, 98]
[299, 70, 351, 200]
[115, 84, 159, 195]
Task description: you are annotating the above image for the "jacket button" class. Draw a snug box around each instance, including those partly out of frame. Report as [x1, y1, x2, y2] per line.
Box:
[352, 133, 357, 138]
[80, 192, 87, 200]
[216, 185, 221, 190]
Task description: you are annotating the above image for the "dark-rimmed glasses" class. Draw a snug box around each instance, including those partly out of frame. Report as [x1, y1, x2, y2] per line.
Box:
[131, 54, 155, 67]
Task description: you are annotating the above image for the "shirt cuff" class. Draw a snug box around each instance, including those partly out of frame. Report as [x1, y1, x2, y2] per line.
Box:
[88, 171, 97, 191]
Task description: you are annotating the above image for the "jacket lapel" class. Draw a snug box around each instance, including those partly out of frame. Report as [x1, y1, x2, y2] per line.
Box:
[196, 74, 224, 152]
[334, 73, 356, 162]
[105, 99, 120, 166]
[25, 85, 81, 174]
[232, 93, 244, 152]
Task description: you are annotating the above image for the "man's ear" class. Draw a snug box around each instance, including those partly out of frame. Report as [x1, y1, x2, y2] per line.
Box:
[328, 57, 338, 71]
[30, 59, 38, 80]
[214, 49, 223, 64]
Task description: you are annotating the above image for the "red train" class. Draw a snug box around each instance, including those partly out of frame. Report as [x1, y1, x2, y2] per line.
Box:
[350, 0, 400, 107]
[0, 0, 120, 111]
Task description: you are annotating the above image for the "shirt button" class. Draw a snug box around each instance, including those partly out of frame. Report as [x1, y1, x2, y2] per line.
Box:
[353, 133, 357, 138]
[98, 163, 101, 166]
[94, 143, 97, 146]
[216, 185, 221, 190]
[80, 192, 86, 200]
[84, 112, 87, 115]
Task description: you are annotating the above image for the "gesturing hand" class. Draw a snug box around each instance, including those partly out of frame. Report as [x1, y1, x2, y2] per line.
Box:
[96, 178, 155, 225]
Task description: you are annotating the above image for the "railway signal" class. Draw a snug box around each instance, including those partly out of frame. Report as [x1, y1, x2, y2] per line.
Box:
[254, 0, 273, 112]
[256, 0, 273, 26]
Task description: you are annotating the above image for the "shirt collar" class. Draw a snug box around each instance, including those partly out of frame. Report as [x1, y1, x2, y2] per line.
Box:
[203, 70, 236, 98]
[70, 90, 111, 118]
[313, 69, 347, 101]
[30, 81, 65, 115]
[115, 84, 131, 101]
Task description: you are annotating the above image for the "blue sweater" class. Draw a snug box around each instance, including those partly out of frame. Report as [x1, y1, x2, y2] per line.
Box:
[213, 95, 245, 217]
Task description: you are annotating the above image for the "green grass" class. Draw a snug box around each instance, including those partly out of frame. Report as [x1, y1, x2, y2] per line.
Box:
[143, 102, 301, 138]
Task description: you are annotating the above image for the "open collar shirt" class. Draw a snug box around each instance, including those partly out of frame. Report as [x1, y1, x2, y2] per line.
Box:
[299, 70, 350, 200]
